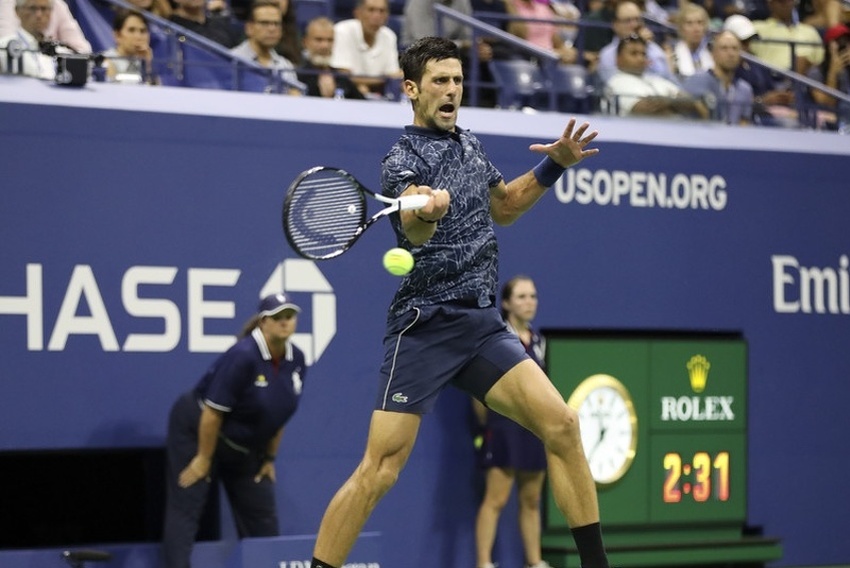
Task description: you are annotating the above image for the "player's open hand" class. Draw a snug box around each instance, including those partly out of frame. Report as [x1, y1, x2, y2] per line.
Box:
[529, 118, 599, 168]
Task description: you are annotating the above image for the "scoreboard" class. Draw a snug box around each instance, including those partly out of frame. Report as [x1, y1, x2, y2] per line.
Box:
[542, 334, 780, 566]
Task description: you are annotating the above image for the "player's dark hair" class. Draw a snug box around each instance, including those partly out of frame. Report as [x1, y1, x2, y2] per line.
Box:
[399, 36, 460, 84]
[500, 275, 534, 320]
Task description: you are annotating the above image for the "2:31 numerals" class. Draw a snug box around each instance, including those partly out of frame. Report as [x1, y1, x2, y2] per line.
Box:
[663, 451, 730, 503]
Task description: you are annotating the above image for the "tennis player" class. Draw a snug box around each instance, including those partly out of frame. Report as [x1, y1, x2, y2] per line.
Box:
[163, 293, 307, 568]
[310, 36, 607, 568]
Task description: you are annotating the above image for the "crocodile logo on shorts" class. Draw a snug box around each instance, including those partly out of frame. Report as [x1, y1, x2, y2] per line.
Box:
[391, 392, 408, 403]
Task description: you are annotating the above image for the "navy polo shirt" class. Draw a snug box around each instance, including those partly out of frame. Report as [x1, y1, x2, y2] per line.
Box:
[194, 328, 307, 449]
[381, 125, 504, 317]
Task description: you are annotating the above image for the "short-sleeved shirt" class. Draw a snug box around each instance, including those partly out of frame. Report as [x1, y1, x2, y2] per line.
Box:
[0, 28, 57, 79]
[381, 125, 504, 317]
[230, 40, 299, 88]
[751, 18, 824, 69]
[683, 70, 754, 123]
[509, 0, 559, 51]
[330, 18, 400, 77]
[604, 70, 684, 115]
[194, 328, 307, 450]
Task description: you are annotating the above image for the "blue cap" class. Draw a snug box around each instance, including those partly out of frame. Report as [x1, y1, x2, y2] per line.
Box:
[257, 293, 301, 317]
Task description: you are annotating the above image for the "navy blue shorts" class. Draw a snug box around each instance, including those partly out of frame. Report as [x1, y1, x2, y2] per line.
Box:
[375, 302, 529, 413]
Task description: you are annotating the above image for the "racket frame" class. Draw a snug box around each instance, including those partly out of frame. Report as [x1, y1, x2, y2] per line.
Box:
[283, 166, 429, 260]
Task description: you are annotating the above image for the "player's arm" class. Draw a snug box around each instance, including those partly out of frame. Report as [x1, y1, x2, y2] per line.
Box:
[399, 183, 450, 246]
[491, 118, 599, 226]
[179, 404, 224, 488]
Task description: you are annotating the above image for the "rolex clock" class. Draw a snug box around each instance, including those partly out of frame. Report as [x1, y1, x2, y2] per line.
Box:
[567, 374, 638, 486]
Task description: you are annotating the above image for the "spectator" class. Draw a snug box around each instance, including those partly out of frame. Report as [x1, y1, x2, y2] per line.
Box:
[273, 0, 301, 65]
[683, 30, 754, 122]
[724, 13, 795, 114]
[799, 0, 842, 30]
[231, 0, 302, 93]
[681, 0, 745, 22]
[402, 0, 471, 47]
[330, 0, 402, 97]
[505, 0, 578, 63]
[170, 0, 240, 48]
[297, 16, 364, 98]
[596, 0, 676, 83]
[604, 33, 708, 116]
[102, 9, 157, 84]
[807, 24, 850, 126]
[672, 2, 713, 77]
[0, 0, 90, 53]
[126, 0, 172, 19]
[751, 0, 823, 75]
[1, 0, 61, 79]
[581, 0, 615, 63]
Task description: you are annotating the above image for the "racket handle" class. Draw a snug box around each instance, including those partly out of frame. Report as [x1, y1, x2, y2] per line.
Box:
[397, 194, 430, 211]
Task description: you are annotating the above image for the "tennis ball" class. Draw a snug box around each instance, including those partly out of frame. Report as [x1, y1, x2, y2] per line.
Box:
[383, 248, 414, 276]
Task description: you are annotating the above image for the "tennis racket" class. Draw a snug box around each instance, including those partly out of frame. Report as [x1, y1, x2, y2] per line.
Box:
[283, 166, 429, 260]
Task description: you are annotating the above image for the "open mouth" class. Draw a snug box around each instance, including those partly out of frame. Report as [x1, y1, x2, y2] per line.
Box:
[439, 103, 455, 115]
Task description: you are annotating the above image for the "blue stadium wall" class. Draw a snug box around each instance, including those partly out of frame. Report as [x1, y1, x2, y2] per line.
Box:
[1, 75, 849, 568]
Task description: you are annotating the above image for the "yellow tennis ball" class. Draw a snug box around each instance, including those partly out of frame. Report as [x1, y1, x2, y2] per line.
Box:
[383, 248, 414, 276]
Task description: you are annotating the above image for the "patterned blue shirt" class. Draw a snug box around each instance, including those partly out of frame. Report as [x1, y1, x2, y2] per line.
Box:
[382, 125, 503, 316]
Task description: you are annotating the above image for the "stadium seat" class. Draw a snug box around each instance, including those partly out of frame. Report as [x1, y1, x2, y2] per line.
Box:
[544, 63, 594, 114]
[294, 0, 331, 33]
[487, 58, 548, 110]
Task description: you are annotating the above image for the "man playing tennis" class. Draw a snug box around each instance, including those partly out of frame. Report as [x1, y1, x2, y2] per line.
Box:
[310, 36, 607, 568]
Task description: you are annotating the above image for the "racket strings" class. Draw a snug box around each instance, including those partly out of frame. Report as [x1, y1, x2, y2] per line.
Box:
[285, 172, 366, 258]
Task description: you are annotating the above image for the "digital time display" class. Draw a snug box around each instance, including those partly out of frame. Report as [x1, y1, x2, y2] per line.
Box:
[663, 451, 730, 503]
[649, 434, 745, 523]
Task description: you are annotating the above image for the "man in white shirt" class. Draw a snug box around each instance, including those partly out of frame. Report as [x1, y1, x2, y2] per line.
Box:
[0, 0, 59, 79]
[330, 0, 402, 96]
[596, 0, 675, 84]
[0, 0, 90, 53]
[604, 34, 707, 118]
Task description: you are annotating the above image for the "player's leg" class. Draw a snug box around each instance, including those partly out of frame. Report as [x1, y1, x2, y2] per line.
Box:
[485, 360, 608, 568]
[516, 470, 546, 566]
[312, 410, 421, 568]
[475, 466, 516, 567]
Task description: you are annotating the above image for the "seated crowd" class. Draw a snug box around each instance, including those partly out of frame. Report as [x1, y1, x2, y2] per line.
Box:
[0, 0, 848, 128]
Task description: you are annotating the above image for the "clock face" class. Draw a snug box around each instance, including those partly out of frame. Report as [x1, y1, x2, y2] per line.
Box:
[568, 374, 638, 486]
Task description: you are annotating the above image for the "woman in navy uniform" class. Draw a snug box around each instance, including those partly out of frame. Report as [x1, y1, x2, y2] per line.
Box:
[162, 293, 308, 568]
[474, 276, 551, 568]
